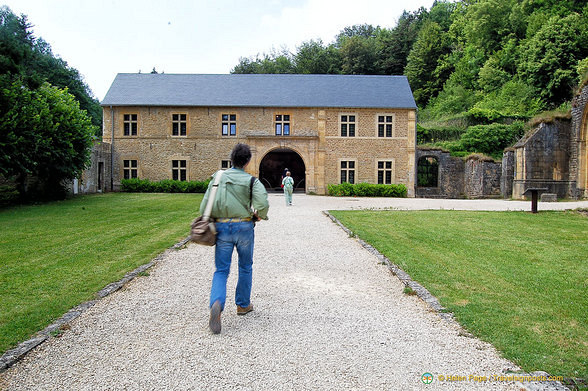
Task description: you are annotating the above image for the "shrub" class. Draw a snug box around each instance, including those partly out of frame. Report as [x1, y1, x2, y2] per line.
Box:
[417, 124, 465, 144]
[460, 122, 525, 156]
[327, 182, 407, 198]
[466, 107, 503, 124]
[0, 184, 19, 206]
[121, 178, 210, 193]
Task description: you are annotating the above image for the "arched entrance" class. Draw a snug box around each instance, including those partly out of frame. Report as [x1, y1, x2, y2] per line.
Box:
[417, 156, 439, 187]
[259, 148, 306, 192]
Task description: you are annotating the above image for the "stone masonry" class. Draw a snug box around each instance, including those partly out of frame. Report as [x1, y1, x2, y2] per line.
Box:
[101, 106, 417, 196]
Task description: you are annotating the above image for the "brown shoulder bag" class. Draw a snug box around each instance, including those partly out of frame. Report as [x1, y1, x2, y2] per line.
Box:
[190, 170, 224, 246]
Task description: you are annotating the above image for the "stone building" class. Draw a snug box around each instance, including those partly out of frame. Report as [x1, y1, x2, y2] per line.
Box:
[100, 73, 417, 195]
[505, 84, 588, 199]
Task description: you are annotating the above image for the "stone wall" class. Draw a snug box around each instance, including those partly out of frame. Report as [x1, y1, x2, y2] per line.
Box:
[416, 149, 502, 199]
[415, 149, 464, 198]
[464, 156, 502, 198]
[571, 84, 588, 197]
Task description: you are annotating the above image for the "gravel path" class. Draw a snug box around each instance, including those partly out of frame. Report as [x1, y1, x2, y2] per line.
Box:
[2, 195, 585, 390]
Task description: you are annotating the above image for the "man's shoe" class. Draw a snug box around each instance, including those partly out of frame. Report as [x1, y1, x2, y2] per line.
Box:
[237, 304, 253, 315]
[209, 301, 222, 334]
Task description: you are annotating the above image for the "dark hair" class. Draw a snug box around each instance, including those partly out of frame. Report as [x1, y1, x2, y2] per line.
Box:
[230, 143, 252, 168]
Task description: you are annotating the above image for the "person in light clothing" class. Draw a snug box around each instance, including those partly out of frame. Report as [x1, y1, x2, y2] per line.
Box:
[282, 171, 294, 206]
[199, 143, 269, 334]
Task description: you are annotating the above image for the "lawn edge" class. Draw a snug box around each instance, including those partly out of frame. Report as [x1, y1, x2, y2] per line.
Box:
[0, 236, 191, 373]
[323, 210, 575, 391]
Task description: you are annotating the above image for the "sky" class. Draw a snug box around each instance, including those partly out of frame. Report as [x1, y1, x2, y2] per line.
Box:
[3, 0, 436, 101]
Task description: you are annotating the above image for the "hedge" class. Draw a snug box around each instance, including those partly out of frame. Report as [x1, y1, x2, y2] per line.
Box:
[121, 178, 211, 193]
[327, 182, 407, 197]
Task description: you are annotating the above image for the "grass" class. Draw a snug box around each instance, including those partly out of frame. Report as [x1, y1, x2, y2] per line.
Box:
[0, 192, 202, 355]
[330, 209, 588, 381]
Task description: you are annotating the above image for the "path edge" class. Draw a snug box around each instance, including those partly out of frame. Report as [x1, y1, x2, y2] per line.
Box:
[0, 237, 191, 373]
[322, 210, 573, 391]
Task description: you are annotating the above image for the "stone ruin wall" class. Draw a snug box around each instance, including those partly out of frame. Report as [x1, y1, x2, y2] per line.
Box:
[464, 157, 502, 199]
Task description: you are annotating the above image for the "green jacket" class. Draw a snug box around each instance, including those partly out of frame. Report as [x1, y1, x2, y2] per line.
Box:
[199, 168, 269, 220]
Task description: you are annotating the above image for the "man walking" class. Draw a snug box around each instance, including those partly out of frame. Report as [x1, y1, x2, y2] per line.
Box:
[199, 144, 269, 334]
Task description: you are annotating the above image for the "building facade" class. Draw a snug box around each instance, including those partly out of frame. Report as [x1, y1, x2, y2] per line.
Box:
[101, 74, 417, 196]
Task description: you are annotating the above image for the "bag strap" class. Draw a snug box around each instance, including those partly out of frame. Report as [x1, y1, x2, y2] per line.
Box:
[249, 176, 256, 209]
[202, 170, 224, 221]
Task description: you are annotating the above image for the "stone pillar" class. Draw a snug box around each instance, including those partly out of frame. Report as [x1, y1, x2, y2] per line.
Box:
[501, 150, 514, 198]
[406, 110, 417, 197]
[315, 110, 327, 194]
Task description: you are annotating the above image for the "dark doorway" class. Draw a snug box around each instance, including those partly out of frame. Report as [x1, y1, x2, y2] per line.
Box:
[417, 156, 439, 187]
[259, 149, 306, 191]
[98, 162, 104, 192]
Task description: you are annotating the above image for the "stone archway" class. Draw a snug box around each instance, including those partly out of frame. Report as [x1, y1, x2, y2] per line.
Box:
[417, 156, 439, 187]
[259, 148, 306, 191]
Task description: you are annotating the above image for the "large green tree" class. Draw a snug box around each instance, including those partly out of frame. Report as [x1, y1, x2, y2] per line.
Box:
[405, 20, 453, 106]
[0, 7, 99, 200]
[0, 6, 101, 132]
[294, 40, 341, 74]
[0, 80, 96, 199]
[518, 13, 588, 106]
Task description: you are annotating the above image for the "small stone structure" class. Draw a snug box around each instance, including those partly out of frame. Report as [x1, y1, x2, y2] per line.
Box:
[69, 141, 112, 194]
[510, 119, 576, 199]
[504, 84, 587, 199]
[415, 149, 464, 198]
[415, 149, 501, 199]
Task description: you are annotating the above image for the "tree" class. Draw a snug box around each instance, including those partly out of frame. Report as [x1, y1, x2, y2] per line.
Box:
[0, 80, 97, 199]
[339, 35, 379, 75]
[294, 40, 341, 74]
[463, 0, 514, 55]
[0, 6, 102, 133]
[231, 48, 295, 74]
[335, 24, 378, 47]
[405, 20, 452, 106]
[518, 13, 588, 106]
[376, 8, 428, 75]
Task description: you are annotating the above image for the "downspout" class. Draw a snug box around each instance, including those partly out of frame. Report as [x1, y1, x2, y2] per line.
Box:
[110, 106, 114, 191]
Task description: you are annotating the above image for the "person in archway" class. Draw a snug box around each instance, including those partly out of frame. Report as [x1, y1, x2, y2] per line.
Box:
[281, 167, 289, 189]
[282, 170, 294, 206]
[200, 143, 269, 334]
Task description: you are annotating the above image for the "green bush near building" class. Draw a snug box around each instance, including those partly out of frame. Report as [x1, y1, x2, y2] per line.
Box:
[327, 182, 407, 197]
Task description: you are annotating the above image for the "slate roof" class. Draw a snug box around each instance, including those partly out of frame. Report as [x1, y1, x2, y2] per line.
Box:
[101, 73, 416, 109]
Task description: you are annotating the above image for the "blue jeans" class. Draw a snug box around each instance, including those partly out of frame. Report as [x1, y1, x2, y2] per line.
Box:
[210, 221, 255, 311]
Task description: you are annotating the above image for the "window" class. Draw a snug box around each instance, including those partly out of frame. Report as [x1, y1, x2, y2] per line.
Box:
[377, 115, 394, 138]
[123, 160, 138, 179]
[340, 161, 355, 184]
[275, 114, 290, 136]
[377, 161, 393, 184]
[172, 114, 187, 136]
[222, 114, 236, 136]
[172, 160, 187, 181]
[221, 160, 231, 169]
[340, 115, 356, 137]
[123, 114, 138, 136]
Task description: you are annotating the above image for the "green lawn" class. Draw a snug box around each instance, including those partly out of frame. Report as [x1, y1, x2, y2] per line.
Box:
[0, 193, 202, 354]
[330, 210, 587, 381]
